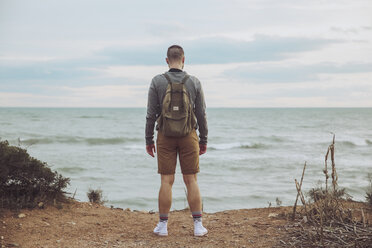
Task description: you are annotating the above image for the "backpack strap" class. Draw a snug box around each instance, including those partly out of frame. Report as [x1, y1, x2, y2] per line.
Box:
[180, 75, 189, 110]
[181, 75, 190, 84]
[163, 74, 173, 111]
[163, 73, 190, 111]
[163, 73, 189, 85]
[163, 73, 172, 85]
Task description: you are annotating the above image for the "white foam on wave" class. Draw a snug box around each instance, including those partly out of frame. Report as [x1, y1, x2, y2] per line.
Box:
[208, 142, 265, 150]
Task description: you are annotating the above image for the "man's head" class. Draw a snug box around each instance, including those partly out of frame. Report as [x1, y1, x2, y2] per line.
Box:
[166, 45, 185, 69]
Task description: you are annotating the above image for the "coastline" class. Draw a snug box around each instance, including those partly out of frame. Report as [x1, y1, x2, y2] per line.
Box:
[1, 200, 370, 248]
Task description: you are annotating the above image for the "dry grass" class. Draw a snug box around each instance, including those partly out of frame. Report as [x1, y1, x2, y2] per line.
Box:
[281, 134, 372, 247]
[87, 188, 105, 204]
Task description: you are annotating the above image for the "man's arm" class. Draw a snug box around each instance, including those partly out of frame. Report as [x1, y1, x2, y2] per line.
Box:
[194, 80, 208, 146]
[145, 79, 159, 149]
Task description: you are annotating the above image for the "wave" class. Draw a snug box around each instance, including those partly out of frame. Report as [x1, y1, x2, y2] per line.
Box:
[85, 137, 127, 145]
[208, 142, 266, 151]
[57, 166, 87, 173]
[78, 115, 104, 119]
[241, 143, 266, 149]
[109, 197, 157, 208]
[321, 139, 372, 148]
[20, 136, 141, 146]
[337, 141, 357, 148]
[262, 135, 286, 143]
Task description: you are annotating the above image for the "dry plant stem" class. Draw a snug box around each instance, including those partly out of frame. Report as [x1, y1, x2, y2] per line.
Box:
[330, 137, 338, 192]
[320, 208, 324, 247]
[324, 147, 330, 193]
[292, 162, 307, 220]
[361, 209, 366, 228]
[295, 179, 308, 218]
[72, 188, 77, 200]
[282, 134, 372, 248]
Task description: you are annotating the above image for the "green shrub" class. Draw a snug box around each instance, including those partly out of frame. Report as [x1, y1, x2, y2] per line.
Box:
[0, 140, 70, 209]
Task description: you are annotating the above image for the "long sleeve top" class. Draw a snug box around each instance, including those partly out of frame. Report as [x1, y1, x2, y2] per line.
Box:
[145, 69, 208, 145]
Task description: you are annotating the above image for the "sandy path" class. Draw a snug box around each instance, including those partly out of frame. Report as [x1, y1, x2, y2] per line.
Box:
[1, 201, 289, 248]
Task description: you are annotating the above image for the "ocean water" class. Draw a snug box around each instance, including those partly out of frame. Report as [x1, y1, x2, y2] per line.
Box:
[0, 108, 371, 212]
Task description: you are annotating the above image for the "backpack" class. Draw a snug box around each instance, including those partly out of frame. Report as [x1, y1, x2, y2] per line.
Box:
[157, 73, 196, 137]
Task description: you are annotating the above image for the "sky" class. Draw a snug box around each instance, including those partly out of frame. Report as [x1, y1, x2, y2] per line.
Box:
[0, 0, 372, 107]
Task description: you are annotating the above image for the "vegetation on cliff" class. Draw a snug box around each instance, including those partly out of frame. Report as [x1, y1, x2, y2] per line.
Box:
[0, 140, 69, 209]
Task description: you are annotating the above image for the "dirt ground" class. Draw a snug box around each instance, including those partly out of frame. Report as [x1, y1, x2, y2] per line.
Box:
[0, 200, 370, 248]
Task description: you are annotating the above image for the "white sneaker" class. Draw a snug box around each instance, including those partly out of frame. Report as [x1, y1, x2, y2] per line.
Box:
[194, 220, 208, 236]
[153, 221, 168, 236]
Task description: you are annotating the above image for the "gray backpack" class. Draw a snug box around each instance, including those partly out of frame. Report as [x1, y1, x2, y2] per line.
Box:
[157, 73, 196, 137]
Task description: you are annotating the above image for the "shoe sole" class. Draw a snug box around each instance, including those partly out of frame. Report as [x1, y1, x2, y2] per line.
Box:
[194, 230, 208, 237]
[154, 232, 168, 237]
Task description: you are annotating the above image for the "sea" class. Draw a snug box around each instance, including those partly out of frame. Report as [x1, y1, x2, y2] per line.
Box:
[0, 108, 371, 213]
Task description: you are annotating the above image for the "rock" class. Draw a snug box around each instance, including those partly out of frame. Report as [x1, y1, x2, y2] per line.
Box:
[149, 210, 155, 214]
[182, 225, 187, 228]
[43, 221, 50, 226]
[124, 208, 131, 212]
[1, 236, 3, 240]
[18, 213, 26, 218]
[67, 221, 76, 225]
[7, 243, 19, 247]
[268, 213, 279, 218]
[38, 202, 44, 209]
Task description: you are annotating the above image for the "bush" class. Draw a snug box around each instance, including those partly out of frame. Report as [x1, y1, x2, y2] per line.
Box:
[0, 140, 70, 209]
[87, 188, 104, 204]
[308, 186, 351, 203]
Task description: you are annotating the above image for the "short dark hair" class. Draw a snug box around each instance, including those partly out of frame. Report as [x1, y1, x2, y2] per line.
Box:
[167, 45, 184, 62]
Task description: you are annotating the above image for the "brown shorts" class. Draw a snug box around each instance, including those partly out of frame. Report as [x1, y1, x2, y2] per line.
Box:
[156, 130, 200, 175]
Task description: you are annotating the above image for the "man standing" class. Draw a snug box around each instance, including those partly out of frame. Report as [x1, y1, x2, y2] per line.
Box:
[145, 45, 208, 237]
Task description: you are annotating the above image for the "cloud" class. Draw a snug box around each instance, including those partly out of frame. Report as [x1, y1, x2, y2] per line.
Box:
[0, 64, 97, 81]
[0, 35, 342, 90]
[223, 62, 372, 83]
[0, 84, 148, 107]
[94, 35, 341, 65]
[1, 0, 371, 107]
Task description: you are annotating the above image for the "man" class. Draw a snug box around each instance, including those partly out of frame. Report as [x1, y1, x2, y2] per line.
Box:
[145, 45, 208, 237]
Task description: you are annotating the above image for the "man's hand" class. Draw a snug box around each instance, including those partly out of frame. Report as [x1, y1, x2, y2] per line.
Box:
[199, 144, 207, 155]
[146, 144, 156, 157]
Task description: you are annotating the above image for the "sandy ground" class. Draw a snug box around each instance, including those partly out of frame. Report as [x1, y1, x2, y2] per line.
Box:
[0, 200, 370, 248]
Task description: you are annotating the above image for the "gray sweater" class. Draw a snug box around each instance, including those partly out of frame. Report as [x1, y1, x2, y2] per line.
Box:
[145, 70, 208, 145]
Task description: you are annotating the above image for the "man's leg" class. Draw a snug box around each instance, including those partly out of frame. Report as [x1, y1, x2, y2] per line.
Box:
[154, 174, 174, 236]
[183, 174, 201, 212]
[159, 174, 175, 214]
[183, 174, 208, 236]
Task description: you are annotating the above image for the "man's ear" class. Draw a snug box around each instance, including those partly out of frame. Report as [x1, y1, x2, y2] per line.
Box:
[166, 58, 169, 64]
[182, 56, 185, 63]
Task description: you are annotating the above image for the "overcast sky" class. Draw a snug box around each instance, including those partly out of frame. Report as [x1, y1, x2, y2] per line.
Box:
[1, 0, 371, 107]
